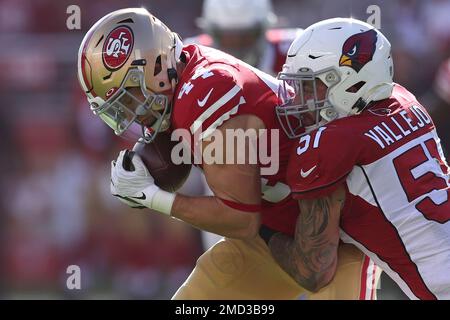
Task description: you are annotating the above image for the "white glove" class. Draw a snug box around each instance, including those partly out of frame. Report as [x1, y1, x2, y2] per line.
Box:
[110, 150, 175, 215]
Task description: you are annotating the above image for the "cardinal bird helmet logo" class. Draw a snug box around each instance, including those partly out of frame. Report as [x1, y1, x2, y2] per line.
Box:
[339, 29, 377, 73]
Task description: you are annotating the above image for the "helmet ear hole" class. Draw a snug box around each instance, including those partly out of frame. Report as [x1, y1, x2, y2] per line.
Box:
[346, 81, 366, 93]
[154, 55, 162, 76]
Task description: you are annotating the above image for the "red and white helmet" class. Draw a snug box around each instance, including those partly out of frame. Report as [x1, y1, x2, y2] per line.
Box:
[277, 18, 394, 138]
[77, 8, 183, 143]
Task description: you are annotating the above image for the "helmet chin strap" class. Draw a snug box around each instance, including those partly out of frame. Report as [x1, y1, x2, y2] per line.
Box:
[167, 68, 178, 91]
[142, 33, 183, 142]
[353, 82, 394, 114]
[167, 33, 184, 93]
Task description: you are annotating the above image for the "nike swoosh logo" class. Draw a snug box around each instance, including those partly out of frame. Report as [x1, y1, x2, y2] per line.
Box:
[112, 194, 146, 209]
[113, 194, 140, 204]
[130, 193, 146, 200]
[300, 165, 317, 178]
[197, 88, 214, 107]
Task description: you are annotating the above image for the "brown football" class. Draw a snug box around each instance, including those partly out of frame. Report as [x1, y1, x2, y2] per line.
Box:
[131, 132, 191, 192]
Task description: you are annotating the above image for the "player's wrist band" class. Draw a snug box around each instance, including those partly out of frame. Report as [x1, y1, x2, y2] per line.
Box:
[259, 224, 278, 245]
[152, 189, 175, 215]
[141, 185, 175, 215]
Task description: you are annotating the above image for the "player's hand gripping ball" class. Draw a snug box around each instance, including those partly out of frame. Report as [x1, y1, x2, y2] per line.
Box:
[130, 132, 191, 192]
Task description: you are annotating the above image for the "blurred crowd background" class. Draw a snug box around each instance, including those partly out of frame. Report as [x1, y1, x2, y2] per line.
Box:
[1, 0, 450, 299]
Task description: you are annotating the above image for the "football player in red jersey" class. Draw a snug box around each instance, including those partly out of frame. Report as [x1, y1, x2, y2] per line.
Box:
[273, 18, 450, 299]
[77, 8, 379, 299]
[185, 0, 302, 250]
[185, 0, 301, 76]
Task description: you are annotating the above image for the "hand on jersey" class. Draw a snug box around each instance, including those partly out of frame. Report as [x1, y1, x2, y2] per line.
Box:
[110, 150, 174, 214]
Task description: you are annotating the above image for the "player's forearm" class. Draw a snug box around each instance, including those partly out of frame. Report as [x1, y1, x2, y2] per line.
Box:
[265, 194, 342, 292]
[268, 232, 337, 292]
[171, 193, 261, 239]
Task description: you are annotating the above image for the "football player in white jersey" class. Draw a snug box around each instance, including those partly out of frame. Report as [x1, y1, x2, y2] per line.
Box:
[266, 18, 450, 299]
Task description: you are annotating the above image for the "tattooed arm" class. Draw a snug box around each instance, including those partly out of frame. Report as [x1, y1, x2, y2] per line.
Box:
[267, 185, 345, 292]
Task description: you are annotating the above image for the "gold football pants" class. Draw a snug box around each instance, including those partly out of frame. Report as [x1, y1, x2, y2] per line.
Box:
[172, 236, 380, 300]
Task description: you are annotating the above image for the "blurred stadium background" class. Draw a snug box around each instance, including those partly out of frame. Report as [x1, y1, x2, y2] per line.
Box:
[1, 0, 449, 299]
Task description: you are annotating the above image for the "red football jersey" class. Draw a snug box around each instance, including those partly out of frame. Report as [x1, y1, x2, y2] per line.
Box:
[184, 28, 301, 76]
[286, 84, 450, 299]
[170, 44, 298, 235]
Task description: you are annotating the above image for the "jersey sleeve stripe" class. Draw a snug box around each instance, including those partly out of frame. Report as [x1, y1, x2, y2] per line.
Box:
[199, 96, 246, 140]
[190, 84, 241, 134]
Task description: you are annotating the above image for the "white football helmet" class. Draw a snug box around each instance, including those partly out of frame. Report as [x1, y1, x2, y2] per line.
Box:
[199, 0, 276, 31]
[197, 0, 277, 65]
[77, 8, 183, 143]
[276, 18, 394, 138]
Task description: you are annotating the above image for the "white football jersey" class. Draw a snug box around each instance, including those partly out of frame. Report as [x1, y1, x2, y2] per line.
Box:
[288, 84, 450, 299]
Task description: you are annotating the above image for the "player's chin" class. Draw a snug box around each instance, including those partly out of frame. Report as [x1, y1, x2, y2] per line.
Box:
[301, 113, 316, 127]
[139, 115, 157, 127]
